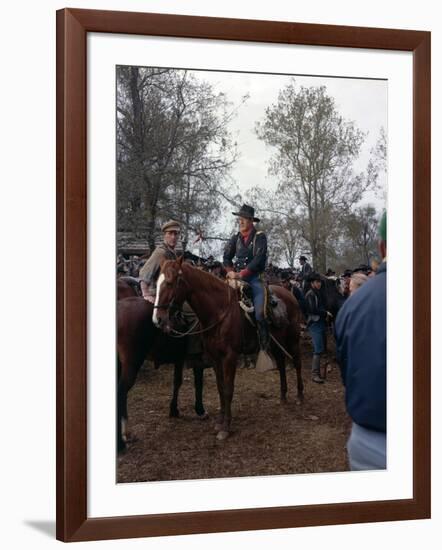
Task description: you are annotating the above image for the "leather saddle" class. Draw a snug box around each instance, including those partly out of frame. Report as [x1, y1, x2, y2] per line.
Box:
[227, 279, 287, 327]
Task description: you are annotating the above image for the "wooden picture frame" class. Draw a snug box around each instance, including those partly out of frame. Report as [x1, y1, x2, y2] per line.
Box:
[56, 8, 431, 542]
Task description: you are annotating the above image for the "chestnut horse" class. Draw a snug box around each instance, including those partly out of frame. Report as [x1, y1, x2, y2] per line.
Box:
[117, 296, 208, 453]
[153, 257, 304, 440]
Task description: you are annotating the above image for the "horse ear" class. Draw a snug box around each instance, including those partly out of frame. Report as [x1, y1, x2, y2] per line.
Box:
[178, 255, 184, 267]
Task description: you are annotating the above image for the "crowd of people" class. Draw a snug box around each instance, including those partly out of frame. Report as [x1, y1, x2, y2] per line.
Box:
[335, 212, 387, 471]
[117, 206, 387, 472]
[275, 215, 387, 471]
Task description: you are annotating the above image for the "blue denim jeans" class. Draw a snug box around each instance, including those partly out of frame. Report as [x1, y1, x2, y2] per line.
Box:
[243, 273, 266, 321]
[347, 422, 386, 470]
[308, 319, 325, 354]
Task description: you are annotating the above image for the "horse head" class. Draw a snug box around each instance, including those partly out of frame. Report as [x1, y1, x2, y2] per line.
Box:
[153, 256, 188, 332]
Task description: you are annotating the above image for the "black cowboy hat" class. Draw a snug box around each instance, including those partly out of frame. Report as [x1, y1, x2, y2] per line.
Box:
[299, 255, 308, 261]
[308, 272, 322, 283]
[232, 204, 260, 223]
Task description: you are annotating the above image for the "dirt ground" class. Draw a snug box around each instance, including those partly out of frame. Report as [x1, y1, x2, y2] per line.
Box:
[117, 333, 351, 483]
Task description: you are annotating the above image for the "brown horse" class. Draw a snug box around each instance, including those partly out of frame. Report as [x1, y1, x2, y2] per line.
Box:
[117, 276, 141, 300]
[153, 257, 304, 440]
[117, 296, 208, 453]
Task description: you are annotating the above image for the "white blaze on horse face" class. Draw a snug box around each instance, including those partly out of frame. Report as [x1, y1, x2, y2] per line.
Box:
[153, 273, 165, 326]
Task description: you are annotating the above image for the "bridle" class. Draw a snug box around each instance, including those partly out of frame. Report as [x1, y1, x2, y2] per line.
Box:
[153, 267, 235, 338]
[152, 269, 186, 312]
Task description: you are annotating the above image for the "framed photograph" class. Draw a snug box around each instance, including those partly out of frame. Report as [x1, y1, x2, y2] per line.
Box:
[56, 8, 431, 542]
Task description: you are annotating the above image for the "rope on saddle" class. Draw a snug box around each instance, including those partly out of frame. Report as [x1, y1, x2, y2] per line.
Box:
[244, 311, 294, 361]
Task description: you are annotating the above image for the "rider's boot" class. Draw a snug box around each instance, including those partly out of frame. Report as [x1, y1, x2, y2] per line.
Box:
[255, 319, 277, 373]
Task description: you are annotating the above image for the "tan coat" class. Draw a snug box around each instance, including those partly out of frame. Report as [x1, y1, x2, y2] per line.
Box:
[139, 243, 180, 296]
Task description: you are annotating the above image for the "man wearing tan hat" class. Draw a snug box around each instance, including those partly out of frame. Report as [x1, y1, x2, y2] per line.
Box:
[139, 220, 181, 303]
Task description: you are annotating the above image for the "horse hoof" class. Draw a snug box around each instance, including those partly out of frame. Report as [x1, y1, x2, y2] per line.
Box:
[169, 410, 183, 418]
[216, 430, 229, 441]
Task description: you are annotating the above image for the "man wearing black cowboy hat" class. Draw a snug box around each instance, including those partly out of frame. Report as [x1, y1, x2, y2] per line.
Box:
[223, 204, 274, 372]
[305, 272, 328, 383]
[299, 255, 312, 291]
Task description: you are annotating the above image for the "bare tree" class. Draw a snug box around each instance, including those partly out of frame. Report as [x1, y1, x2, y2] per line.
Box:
[342, 205, 380, 266]
[117, 67, 240, 249]
[371, 126, 387, 202]
[242, 186, 305, 267]
[255, 81, 378, 272]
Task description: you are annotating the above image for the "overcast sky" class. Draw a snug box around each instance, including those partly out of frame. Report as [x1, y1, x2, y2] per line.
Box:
[200, 70, 385, 190]
[181, 68, 387, 257]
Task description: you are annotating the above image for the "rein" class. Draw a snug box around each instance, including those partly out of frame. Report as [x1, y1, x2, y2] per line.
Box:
[153, 269, 188, 311]
[158, 268, 235, 338]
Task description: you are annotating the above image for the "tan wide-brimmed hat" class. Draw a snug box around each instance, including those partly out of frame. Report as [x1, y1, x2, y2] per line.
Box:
[161, 220, 181, 233]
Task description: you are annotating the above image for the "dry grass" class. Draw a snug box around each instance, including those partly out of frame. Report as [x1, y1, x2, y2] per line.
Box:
[117, 334, 351, 483]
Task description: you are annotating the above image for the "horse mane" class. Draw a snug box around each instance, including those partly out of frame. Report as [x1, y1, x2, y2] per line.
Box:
[181, 260, 232, 296]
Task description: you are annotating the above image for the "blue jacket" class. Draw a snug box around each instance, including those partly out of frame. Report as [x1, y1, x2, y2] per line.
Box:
[335, 262, 386, 433]
[223, 228, 267, 273]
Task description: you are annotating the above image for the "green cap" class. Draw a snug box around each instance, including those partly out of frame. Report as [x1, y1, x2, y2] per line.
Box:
[379, 211, 387, 242]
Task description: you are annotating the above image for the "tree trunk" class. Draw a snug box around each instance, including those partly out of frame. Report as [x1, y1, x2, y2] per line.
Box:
[317, 244, 327, 274]
[145, 203, 157, 253]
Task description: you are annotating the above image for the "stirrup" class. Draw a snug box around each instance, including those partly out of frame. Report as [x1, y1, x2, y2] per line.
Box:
[239, 301, 254, 313]
[255, 350, 277, 373]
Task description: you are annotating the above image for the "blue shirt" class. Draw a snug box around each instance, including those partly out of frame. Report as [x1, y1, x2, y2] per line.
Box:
[335, 262, 386, 433]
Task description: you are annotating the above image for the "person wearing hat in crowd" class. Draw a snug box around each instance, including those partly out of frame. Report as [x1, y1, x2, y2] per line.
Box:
[139, 220, 205, 360]
[299, 255, 313, 292]
[281, 271, 308, 321]
[139, 220, 182, 302]
[304, 272, 329, 383]
[223, 204, 274, 372]
[353, 264, 370, 275]
[369, 258, 380, 277]
[279, 271, 292, 291]
[335, 211, 387, 470]
[349, 272, 369, 295]
[340, 269, 353, 298]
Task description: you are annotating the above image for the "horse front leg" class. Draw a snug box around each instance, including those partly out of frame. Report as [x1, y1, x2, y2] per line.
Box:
[117, 357, 139, 453]
[117, 378, 127, 453]
[217, 354, 237, 441]
[288, 324, 304, 404]
[169, 361, 184, 418]
[190, 358, 208, 419]
[293, 352, 304, 404]
[214, 363, 225, 431]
